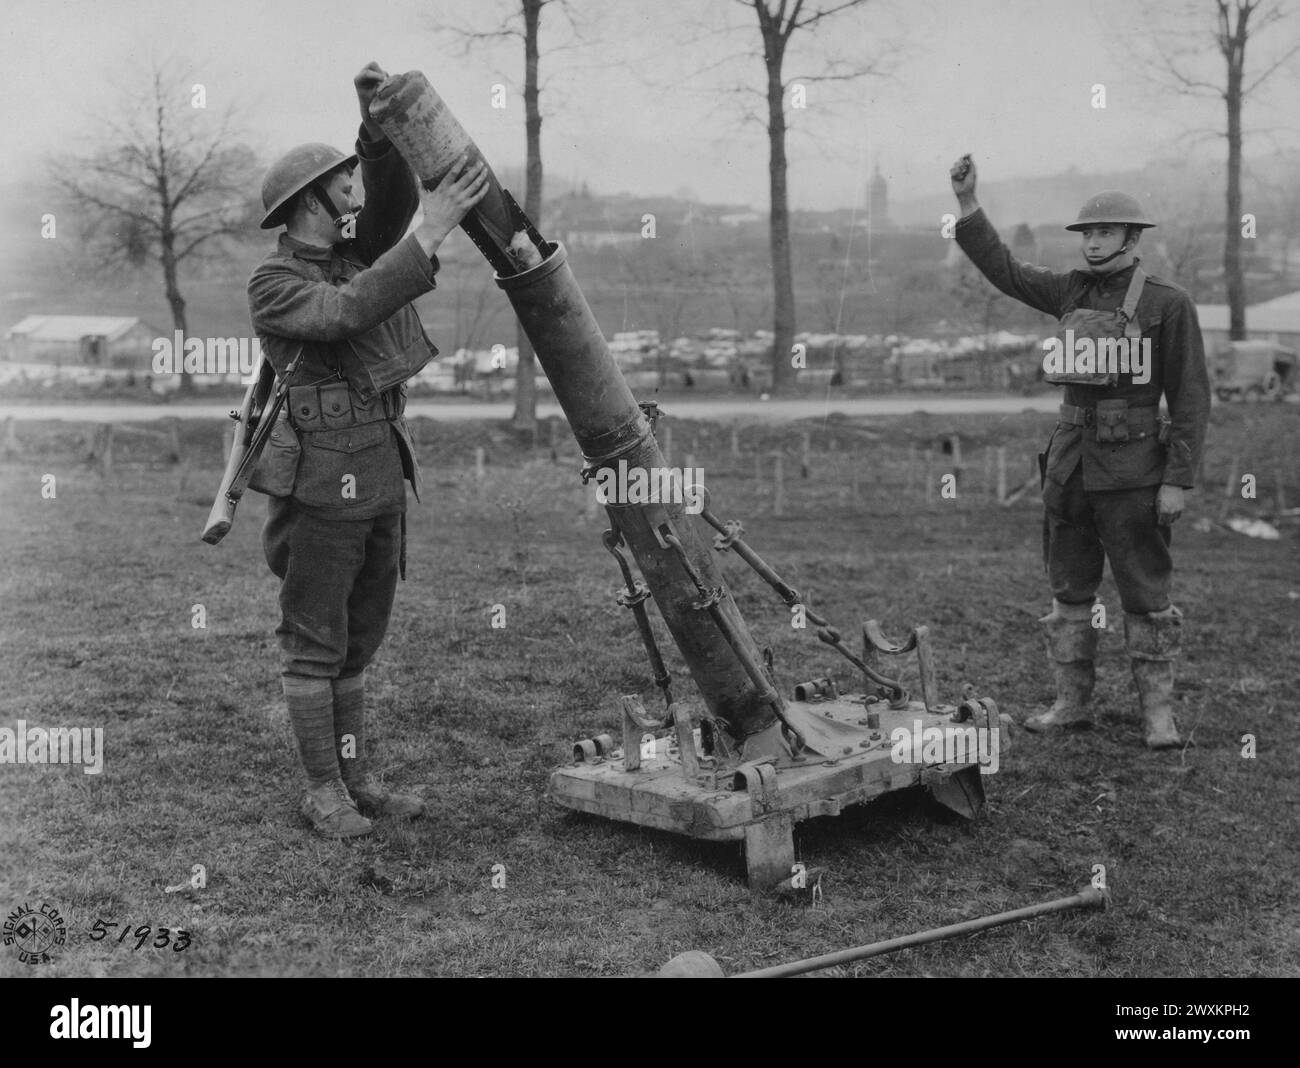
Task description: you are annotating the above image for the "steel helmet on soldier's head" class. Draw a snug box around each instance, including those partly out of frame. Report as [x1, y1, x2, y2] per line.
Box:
[260, 143, 359, 229]
[1064, 191, 1156, 231]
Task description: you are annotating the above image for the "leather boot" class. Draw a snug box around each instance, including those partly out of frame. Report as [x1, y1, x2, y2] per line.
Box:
[1125, 607, 1183, 750]
[334, 675, 426, 820]
[284, 676, 372, 838]
[299, 778, 373, 839]
[1024, 599, 1098, 732]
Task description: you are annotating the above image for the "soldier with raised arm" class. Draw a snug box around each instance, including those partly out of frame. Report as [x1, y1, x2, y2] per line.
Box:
[949, 156, 1210, 750]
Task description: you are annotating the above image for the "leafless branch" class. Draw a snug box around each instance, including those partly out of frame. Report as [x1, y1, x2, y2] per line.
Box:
[790, 0, 872, 32]
[1242, 40, 1300, 96]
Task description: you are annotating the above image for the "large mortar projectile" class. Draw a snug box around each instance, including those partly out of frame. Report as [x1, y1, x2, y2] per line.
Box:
[369, 72, 519, 269]
[371, 71, 787, 757]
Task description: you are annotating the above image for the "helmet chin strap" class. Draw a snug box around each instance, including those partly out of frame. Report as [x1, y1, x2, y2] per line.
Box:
[310, 181, 358, 231]
[1087, 242, 1133, 271]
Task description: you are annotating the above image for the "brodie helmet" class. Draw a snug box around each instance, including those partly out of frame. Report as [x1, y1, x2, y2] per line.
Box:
[260, 143, 358, 229]
[1065, 191, 1156, 231]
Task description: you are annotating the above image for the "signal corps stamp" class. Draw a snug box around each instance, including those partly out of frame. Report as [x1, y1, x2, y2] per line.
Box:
[3, 901, 68, 965]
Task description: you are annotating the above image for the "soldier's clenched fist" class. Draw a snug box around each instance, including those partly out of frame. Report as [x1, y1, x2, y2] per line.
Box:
[950, 154, 976, 196]
[355, 62, 389, 136]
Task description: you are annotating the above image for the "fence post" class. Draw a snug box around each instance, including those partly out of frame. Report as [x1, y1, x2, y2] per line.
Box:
[162, 418, 182, 463]
[87, 423, 115, 482]
[1220, 454, 1240, 520]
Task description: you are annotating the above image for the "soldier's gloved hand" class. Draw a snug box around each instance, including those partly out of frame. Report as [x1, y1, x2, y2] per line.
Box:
[415, 155, 491, 254]
[1156, 484, 1184, 526]
[355, 61, 389, 136]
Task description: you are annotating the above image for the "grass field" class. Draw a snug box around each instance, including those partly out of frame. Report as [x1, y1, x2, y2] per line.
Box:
[1, 402, 1297, 977]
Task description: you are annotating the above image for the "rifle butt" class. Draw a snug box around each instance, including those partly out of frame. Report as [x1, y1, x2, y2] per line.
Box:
[201, 431, 248, 544]
[200, 356, 271, 545]
[201, 496, 236, 545]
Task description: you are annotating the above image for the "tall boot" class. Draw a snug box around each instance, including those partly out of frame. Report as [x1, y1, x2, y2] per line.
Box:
[284, 675, 371, 838]
[1024, 599, 1098, 732]
[1125, 606, 1183, 750]
[334, 674, 425, 820]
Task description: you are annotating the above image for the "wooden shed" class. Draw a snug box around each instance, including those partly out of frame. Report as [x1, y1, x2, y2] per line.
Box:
[4, 315, 161, 368]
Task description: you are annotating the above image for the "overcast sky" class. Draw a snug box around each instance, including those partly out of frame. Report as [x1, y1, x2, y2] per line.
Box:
[5, 0, 1298, 212]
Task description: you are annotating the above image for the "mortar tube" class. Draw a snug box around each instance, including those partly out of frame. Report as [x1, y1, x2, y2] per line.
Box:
[496, 245, 784, 754]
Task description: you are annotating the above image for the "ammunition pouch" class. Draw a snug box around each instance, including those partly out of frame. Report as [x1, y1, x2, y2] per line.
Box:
[1058, 402, 1161, 443]
[282, 380, 408, 509]
[247, 411, 301, 498]
[1044, 268, 1146, 387]
[1095, 398, 1129, 443]
[288, 381, 396, 432]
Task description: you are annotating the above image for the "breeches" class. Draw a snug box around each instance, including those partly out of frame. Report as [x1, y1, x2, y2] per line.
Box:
[1041, 466, 1172, 615]
[262, 499, 401, 679]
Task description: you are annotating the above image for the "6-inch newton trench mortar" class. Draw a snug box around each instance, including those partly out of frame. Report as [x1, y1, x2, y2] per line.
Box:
[371, 72, 1010, 887]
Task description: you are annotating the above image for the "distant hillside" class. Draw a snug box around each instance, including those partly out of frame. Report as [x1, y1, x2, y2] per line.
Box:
[4, 151, 1294, 348]
[890, 155, 1237, 229]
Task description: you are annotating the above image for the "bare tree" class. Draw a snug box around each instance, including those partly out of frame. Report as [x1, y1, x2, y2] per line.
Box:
[50, 58, 255, 393]
[431, 0, 589, 437]
[734, 1, 893, 392]
[1135, 1, 1300, 339]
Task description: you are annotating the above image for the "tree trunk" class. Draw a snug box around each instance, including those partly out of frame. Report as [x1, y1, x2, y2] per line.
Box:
[762, 21, 796, 394]
[1224, 7, 1247, 341]
[512, 0, 543, 435]
[160, 215, 192, 395]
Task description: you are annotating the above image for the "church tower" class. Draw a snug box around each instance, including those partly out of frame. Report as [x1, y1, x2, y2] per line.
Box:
[868, 164, 890, 229]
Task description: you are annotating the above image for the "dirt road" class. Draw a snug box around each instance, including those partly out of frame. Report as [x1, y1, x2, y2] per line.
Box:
[0, 394, 1060, 423]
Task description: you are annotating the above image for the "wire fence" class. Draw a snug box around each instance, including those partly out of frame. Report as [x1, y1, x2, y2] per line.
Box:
[1, 407, 1295, 522]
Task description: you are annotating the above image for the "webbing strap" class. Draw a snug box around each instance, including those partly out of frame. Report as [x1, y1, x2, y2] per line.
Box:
[1120, 267, 1147, 339]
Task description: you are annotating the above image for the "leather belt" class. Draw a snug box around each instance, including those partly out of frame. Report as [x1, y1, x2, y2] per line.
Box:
[1059, 403, 1159, 429]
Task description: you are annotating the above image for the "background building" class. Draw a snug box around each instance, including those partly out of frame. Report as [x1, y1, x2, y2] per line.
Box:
[5, 315, 160, 368]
